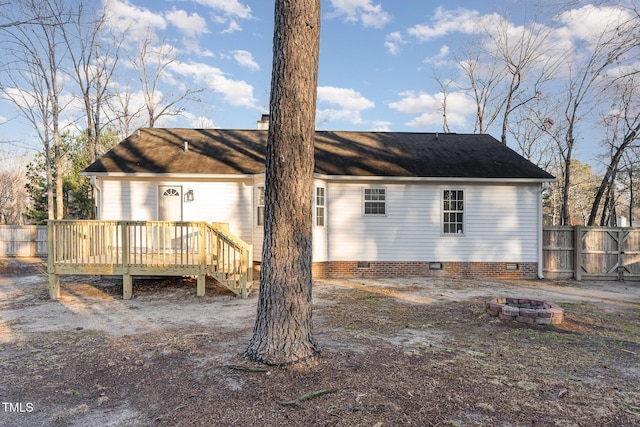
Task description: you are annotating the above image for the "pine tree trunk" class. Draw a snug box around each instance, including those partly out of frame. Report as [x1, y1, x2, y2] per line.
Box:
[247, 0, 320, 366]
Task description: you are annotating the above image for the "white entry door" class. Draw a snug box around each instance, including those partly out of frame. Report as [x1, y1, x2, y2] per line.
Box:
[158, 185, 183, 221]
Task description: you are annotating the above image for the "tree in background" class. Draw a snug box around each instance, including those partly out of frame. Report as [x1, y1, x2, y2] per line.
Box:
[24, 130, 118, 224]
[544, 159, 600, 226]
[130, 32, 205, 128]
[0, 0, 79, 220]
[587, 73, 640, 226]
[0, 160, 29, 224]
[61, 2, 123, 163]
[546, 10, 637, 225]
[247, 0, 321, 366]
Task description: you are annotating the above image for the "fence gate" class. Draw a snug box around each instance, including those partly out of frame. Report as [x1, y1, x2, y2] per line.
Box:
[544, 226, 640, 281]
[578, 227, 640, 280]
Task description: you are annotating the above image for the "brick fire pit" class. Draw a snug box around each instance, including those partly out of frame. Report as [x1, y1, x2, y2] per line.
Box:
[486, 297, 564, 325]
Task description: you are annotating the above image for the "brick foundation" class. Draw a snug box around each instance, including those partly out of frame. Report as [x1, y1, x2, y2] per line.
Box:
[312, 261, 538, 280]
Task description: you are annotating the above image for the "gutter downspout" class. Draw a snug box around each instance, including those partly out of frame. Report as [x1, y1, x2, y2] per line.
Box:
[90, 176, 100, 220]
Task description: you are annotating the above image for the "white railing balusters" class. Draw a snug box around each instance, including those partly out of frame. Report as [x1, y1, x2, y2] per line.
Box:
[47, 220, 252, 300]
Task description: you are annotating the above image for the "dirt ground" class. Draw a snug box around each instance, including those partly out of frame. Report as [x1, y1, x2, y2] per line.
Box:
[0, 258, 639, 427]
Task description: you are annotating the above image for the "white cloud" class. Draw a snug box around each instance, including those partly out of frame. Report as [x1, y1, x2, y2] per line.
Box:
[165, 8, 208, 38]
[181, 112, 217, 129]
[389, 90, 474, 130]
[170, 61, 256, 108]
[102, 0, 166, 41]
[181, 39, 215, 57]
[221, 19, 242, 34]
[423, 45, 451, 66]
[317, 86, 375, 125]
[328, 0, 391, 28]
[371, 120, 391, 132]
[318, 86, 375, 110]
[385, 32, 405, 55]
[554, 4, 634, 45]
[407, 7, 501, 42]
[231, 50, 259, 71]
[605, 60, 640, 80]
[191, 0, 252, 19]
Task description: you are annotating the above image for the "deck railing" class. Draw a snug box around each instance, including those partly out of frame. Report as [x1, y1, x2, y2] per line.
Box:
[47, 220, 252, 299]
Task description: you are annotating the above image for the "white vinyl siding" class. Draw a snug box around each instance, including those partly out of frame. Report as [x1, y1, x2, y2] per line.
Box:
[100, 180, 156, 221]
[97, 177, 542, 266]
[98, 178, 254, 245]
[327, 182, 540, 263]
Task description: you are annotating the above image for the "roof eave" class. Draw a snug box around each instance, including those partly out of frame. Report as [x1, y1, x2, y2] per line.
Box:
[82, 171, 555, 183]
[80, 172, 260, 179]
[313, 173, 557, 183]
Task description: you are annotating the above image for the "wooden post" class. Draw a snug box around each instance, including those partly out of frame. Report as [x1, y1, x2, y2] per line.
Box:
[197, 223, 206, 296]
[240, 246, 248, 299]
[574, 225, 582, 281]
[247, 244, 254, 282]
[47, 221, 60, 299]
[48, 274, 60, 299]
[122, 222, 132, 299]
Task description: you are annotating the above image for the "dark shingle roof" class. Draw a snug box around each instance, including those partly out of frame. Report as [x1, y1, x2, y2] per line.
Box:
[83, 128, 554, 180]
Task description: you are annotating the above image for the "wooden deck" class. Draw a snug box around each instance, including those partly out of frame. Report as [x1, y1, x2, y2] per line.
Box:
[47, 220, 253, 299]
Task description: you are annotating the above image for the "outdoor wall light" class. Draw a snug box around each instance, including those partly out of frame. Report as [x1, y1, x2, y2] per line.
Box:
[184, 189, 194, 202]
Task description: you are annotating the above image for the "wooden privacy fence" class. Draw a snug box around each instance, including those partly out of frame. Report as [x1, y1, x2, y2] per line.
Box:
[0, 225, 47, 257]
[47, 220, 253, 299]
[543, 226, 640, 281]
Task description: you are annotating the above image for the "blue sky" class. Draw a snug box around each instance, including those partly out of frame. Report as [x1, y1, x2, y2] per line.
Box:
[0, 0, 638, 168]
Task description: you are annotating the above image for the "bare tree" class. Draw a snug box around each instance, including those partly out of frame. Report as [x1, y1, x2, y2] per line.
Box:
[0, 0, 76, 220]
[489, 16, 558, 145]
[247, 0, 321, 366]
[587, 75, 640, 225]
[0, 160, 29, 224]
[61, 2, 123, 162]
[457, 15, 558, 143]
[508, 99, 558, 171]
[130, 33, 204, 128]
[433, 74, 452, 133]
[457, 43, 505, 134]
[551, 15, 637, 225]
[107, 83, 144, 139]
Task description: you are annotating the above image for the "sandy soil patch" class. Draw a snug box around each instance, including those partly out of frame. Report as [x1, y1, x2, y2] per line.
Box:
[1, 258, 639, 426]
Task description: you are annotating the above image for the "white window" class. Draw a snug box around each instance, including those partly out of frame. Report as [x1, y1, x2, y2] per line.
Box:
[315, 186, 325, 227]
[364, 188, 386, 215]
[257, 185, 265, 226]
[443, 190, 464, 234]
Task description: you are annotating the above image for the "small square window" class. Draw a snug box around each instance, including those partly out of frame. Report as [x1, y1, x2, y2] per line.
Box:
[364, 188, 386, 215]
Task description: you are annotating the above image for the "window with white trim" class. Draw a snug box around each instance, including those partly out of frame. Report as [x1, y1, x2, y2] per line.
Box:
[364, 188, 386, 215]
[315, 186, 325, 227]
[257, 185, 265, 226]
[443, 190, 464, 234]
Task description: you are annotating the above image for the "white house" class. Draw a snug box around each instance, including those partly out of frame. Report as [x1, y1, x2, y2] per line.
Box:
[82, 123, 554, 280]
